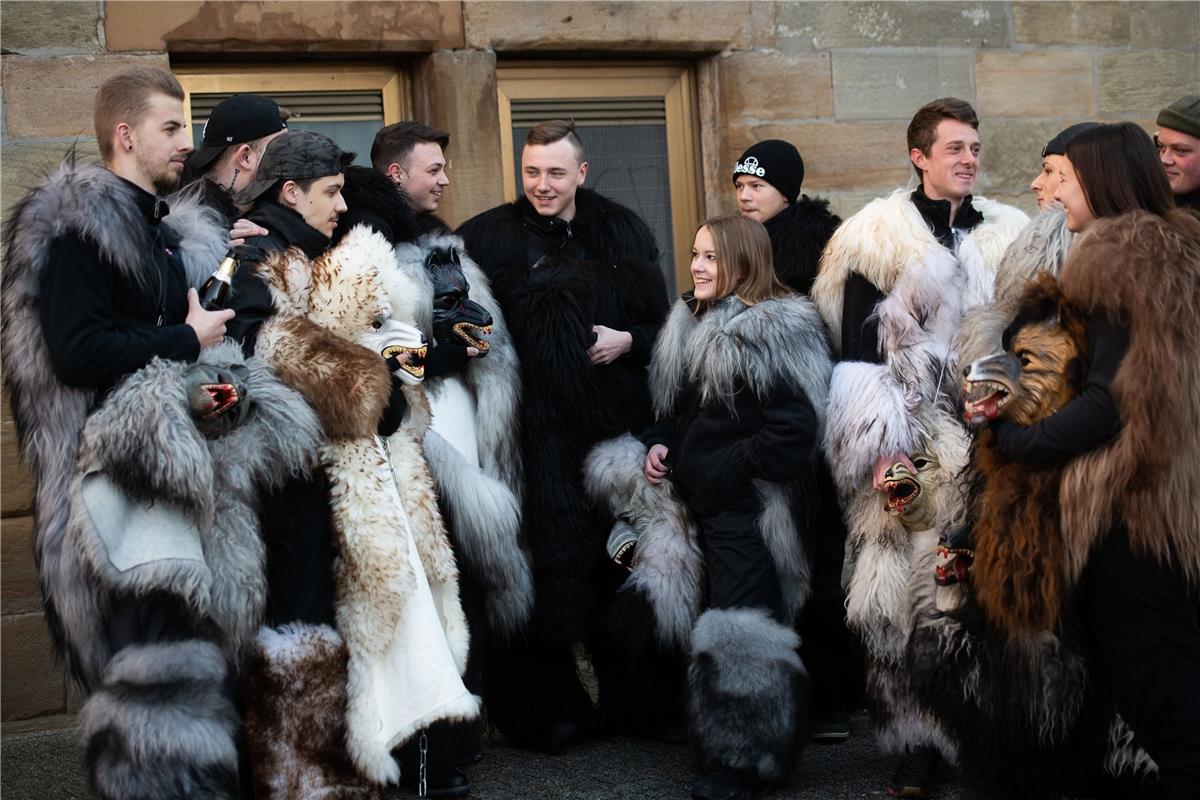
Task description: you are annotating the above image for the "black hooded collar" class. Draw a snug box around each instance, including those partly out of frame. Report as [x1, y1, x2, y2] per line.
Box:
[246, 198, 330, 260]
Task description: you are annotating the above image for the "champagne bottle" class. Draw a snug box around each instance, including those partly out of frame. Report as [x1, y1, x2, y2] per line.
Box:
[199, 252, 238, 311]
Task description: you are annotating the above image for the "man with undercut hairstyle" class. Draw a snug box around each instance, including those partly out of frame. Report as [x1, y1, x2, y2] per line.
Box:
[2, 66, 241, 799]
[811, 97, 1027, 798]
[371, 120, 452, 234]
[457, 119, 669, 754]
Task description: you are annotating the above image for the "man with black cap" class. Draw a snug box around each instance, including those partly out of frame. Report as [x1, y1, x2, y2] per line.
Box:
[731, 139, 856, 746]
[1156, 94, 1200, 211]
[184, 93, 288, 233]
[732, 139, 841, 295]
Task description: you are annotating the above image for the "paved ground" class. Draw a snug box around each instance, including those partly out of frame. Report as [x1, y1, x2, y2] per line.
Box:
[1, 711, 969, 800]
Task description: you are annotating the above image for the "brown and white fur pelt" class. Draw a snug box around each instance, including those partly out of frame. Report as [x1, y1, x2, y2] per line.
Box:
[391, 233, 533, 638]
[1059, 209, 1200, 590]
[583, 433, 704, 649]
[252, 225, 477, 787]
[0, 156, 228, 692]
[955, 206, 1074, 373]
[843, 406, 968, 759]
[648, 293, 834, 623]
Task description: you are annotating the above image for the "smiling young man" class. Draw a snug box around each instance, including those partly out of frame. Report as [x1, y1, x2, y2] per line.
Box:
[369, 121, 452, 234]
[811, 97, 1027, 799]
[456, 120, 669, 754]
[1156, 95, 1200, 211]
[2, 66, 236, 799]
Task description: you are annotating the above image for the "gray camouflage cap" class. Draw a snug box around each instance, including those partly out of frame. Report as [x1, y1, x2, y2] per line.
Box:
[234, 130, 355, 205]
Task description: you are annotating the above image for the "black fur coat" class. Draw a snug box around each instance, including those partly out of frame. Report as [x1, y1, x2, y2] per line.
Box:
[457, 190, 669, 643]
[763, 196, 841, 296]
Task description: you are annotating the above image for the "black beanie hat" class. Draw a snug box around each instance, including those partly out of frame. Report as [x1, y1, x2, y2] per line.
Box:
[1042, 122, 1102, 157]
[732, 140, 804, 203]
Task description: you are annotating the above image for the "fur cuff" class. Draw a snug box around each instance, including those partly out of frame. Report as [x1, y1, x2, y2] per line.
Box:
[687, 608, 808, 785]
[823, 362, 924, 490]
[81, 640, 238, 800]
[244, 625, 382, 799]
[584, 434, 704, 648]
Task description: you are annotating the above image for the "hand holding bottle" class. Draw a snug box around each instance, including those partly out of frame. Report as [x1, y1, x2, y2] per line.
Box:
[186, 288, 235, 348]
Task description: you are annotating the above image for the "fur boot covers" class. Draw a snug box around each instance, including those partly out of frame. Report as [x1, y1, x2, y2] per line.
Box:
[687, 608, 808, 787]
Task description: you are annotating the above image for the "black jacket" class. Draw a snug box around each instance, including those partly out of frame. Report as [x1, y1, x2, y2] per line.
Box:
[39, 179, 199, 396]
[334, 165, 420, 247]
[644, 379, 818, 518]
[763, 196, 841, 296]
[227, 199, 330, 354]
[841, 188, 985, 363]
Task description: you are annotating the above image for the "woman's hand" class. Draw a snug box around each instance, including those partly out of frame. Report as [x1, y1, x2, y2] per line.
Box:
[644, 444, 670, 484]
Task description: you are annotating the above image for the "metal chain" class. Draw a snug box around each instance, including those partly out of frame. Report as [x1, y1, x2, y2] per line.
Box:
[418, 731, 428, 798]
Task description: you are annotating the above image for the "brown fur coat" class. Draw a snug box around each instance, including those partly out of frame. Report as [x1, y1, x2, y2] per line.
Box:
[1059, 209, 1200, 588]
[970, 276, 1091, 635]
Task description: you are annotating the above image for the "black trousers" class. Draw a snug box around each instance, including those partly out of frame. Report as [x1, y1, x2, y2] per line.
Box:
[262, 469, 337, 627]
[699, 503, 786, 622]
[1080, 528, 1200, 800]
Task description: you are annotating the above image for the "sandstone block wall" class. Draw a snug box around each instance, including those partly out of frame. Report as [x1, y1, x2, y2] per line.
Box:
[2, 0, 1196, 725]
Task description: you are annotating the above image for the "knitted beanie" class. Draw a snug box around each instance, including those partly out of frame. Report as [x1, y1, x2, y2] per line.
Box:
[732, 140, 804, 203]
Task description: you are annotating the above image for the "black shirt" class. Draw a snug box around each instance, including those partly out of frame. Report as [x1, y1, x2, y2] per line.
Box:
[840, 188, 984, 362]
[39, 177, 199, 395]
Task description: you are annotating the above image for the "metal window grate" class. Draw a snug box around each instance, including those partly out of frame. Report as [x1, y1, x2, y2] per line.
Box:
[510, 97, 666, 127]
[190, 90, 384, 124]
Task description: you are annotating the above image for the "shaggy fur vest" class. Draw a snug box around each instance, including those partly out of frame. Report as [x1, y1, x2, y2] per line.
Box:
[586, 293, 832, 642]
[1058, 209, 1200, 589]
[391, 233, 532, 639]
[1, 157, 230, 689]
[248, 225, 477, 787]
[811, 188, 1024, 757]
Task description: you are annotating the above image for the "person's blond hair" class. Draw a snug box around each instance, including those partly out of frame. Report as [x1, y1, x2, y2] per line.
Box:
[93, 67, 185, 162]
[695, 215, 788, 310]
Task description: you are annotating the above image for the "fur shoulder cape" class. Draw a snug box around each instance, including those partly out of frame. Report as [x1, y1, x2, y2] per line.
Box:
[650, 293, 832, 422]
[811, 189, 1028, 349]
[956, 207, 1074, 370]
[768, 195, 841, 294]
[1058, 209, 1200, 587]
[1, 156, 228, 684]
[455, 187, 659, 293]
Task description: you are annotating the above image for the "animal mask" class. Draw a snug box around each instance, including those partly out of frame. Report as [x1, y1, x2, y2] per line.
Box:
[185, 362, 251, 438]
[425, 246, 493, 354]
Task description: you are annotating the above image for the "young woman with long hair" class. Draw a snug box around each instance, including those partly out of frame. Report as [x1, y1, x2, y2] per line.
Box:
[639, 215, 833, 800]
[994, 122, 1200, 799]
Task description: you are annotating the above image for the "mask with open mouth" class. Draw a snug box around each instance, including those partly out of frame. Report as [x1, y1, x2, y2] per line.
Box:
[880, 453, 940, 531]
[426, 246, 494, 355]
[184, 363, 251, 438]
[365, 318, 428, 385]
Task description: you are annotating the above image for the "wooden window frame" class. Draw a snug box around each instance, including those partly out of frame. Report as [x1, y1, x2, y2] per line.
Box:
[173, 63, 410, 131]
[497, 62, 702, 290]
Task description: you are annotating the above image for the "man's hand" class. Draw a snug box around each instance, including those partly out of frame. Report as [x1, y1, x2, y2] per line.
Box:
[185, 288, 235, 348]
[644, 444, 670, 484]
[589, 325, 633, 365]
[228, 218, 268, 248]
[873, 453, 917, 492]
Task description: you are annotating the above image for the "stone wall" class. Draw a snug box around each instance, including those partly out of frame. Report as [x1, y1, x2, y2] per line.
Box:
[2, 0, 1196, 725]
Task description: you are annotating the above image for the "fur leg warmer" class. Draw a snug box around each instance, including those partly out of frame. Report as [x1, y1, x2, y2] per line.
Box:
[243, 625, 382, 800]
[687, 608, 808, 786]
[81, 640, 238, 800]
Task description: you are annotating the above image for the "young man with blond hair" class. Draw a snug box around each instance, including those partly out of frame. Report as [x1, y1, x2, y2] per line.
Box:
[2, 66, 237, 798]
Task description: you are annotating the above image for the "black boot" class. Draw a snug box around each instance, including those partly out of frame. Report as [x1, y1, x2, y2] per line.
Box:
[887, 745, 940, 798]
[689, 766, 762, 800]
[396, 725, 471, 798]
